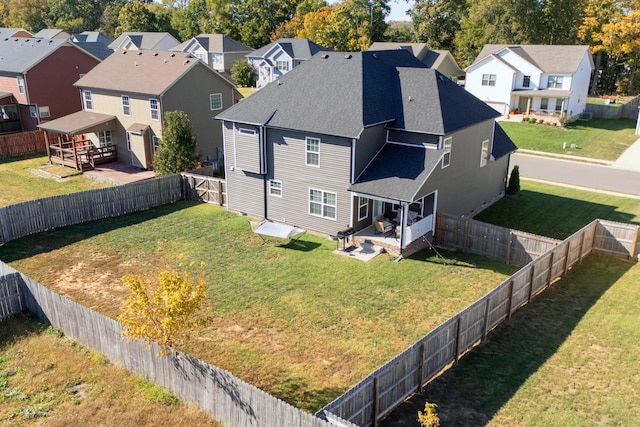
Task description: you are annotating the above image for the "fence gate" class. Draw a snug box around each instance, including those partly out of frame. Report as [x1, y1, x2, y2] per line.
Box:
[182, 173, 225, 206]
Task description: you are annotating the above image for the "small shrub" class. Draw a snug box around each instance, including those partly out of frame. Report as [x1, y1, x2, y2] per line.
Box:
[538, 119, 545, 124]
[522, 117, 529, 123]
[230, 59, 254, 87]
[559, 114, 569, 128]
[131, 376, 178, 405]
[506, 165, 520, 195]
[418, 401, 440, 427]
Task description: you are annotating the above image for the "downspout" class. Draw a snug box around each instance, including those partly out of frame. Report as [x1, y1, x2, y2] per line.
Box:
[260, 125, 268, 220]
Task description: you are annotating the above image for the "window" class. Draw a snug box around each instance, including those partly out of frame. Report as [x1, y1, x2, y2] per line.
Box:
[17, 76, 25, 94]
[358, 197, 369, 221]
[540, 98, 549, 110]
[122, 95, 130, 116]
[149, 98, 159, 120]
[152, 136, 160, 153]
[547, 75, 563, 89]
[522, 75, 531, 87]
[194, 52, 205, 62]
[211, 53, 221, 63]
[309, 189, 336, 220]
[480, 140, 489, 167]
[84, 90, 93, 110]
[209, 93, 222, 110]
[98, 130, 112, 147]
[481, 74, 496, 86]
[38, 106, 50, 118]
[305, 137, 320, 166]
[126, 132, 131, 151]
[555, 100, 562, 111]
[442, 137, 452, 168]
[276, 60, 289, 71]
[269, 180, 282, 197]
[29, 106, 37, 118]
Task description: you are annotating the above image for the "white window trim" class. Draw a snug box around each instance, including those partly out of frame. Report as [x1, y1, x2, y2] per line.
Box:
[122, 95, 131, 116]
[442, 137, 452, 168]
[309, 188, 337, 220]
[357, 196, 368, 221]
[84, 90, 93, 110]
[481, 74, 496, 86]
[480, 139, 489, 167]
[276, 60, 289, 71]
[152, 135, 160, 153]
[268, 179, 282, 197]
[548, 75, 564, 89]
[17, 76, 25, 94]
[98, 130, 112, 147]
[210, 93, 223, 111]
[305, 137, 320, 167]
[149, 98, 159, 121]
[38, 106, 50, 118]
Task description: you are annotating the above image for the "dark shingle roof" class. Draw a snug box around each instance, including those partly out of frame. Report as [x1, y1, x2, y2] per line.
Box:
[492, 123, 518, 159]
[217, 50, 499, 138]
[349, 143, 443, 202]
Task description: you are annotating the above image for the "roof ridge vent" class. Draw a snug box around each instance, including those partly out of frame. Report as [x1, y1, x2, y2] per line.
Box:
[137, 51, 143, 55]
[344, 54, 352, 59]
[321, 54, 329, 59]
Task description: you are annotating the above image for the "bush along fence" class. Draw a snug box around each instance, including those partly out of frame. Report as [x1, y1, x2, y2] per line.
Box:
[0, 261, 354, 427]
[0, 130, 48, 160]
[317, 218, 639, 426]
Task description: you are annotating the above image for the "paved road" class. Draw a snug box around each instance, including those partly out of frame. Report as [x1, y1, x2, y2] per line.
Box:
[510, 152, 640, 197]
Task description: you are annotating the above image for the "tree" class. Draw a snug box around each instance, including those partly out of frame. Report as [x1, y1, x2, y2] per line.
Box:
[231, 58, 254, 87]
[119, 259, 209, 356]
[316, 0, 389, 51]
[153, 111, 199, 176]
[417, 401, 440, 427]
[409, 0, 466, 51]
[116, 0, 157, 33]
[506, 164, 520, 195]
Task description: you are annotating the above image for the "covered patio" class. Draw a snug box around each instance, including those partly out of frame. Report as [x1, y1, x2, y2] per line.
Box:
[512, 89, 571, 123]
[39, 111, 118, 171]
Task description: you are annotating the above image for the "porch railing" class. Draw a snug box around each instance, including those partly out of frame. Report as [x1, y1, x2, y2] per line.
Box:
[405, 214, 434, 244]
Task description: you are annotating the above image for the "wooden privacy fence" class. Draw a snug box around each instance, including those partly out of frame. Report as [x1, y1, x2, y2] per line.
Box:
[0, 272, 22, 321]
[0, 261, 354, 427]
[434, 213, 562, 267]
[0, 130, 48, 159]
[0, 175, 183, 244]
[318, 220, 603, 426]
[182, 170, 226, 206]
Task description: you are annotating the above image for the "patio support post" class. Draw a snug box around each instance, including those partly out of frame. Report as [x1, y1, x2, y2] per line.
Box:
[526, 98, 531, 115]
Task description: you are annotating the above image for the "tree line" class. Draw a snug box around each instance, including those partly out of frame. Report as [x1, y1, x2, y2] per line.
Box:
[3, 0, 638, 94]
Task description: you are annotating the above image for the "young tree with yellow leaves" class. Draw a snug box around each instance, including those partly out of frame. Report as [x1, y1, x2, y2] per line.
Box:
[118, 259, 209, 357]
[417, 401, 440, 427]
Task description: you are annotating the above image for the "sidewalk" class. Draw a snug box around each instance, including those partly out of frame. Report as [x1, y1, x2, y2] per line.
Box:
[612, 138, 640, 172]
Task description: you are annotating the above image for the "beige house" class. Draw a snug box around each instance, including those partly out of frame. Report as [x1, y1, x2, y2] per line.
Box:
[40, 50, 240, 170]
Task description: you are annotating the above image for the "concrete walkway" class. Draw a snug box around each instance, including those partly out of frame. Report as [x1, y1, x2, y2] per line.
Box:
[612, 138, 640, 171]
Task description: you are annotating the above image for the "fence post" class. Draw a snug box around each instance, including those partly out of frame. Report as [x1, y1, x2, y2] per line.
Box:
[417, 343, 425, 393]
[527, 264, 536, 302]
[545, 251, 555, 289]
[507, 279, 514, 319]
[505, 231, 513, 265]
[217, 179, 224, 206]
[372, 376, 379, 427]
[578, 231, 586, 264]
[629, 225, 639, 260]
[481, 296, 491, 341]
[462, 218, 470, 252]
[562, 240, 571, 275]
[454, 317, 462, 362]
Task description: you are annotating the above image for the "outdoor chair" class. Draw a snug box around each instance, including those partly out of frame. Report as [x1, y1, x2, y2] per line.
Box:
[374, 217, 394, 237]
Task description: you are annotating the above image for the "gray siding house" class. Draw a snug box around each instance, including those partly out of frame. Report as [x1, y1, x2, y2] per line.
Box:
[217, 50, 516, 256]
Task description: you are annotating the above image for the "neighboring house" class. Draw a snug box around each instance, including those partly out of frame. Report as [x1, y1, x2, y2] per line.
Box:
[465, 44, 593, 120]
[369, 42, 465, 81]
[0, 28, 32, 38]
[247, 38, 331, 89]
[71, 31, 115, 60]
[39, 51, 240, 171]
[172, 34, 252, 73]
[108, 32, 180, 52]
[33, 29, 71, 39]
[0, 37, 100, 133]
[216, 50, 516, 257]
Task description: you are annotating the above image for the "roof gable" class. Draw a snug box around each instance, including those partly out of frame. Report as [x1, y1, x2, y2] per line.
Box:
[109, 32, 179, 51]
[248, 38, 331, 60]
[75, 50, 234, 96]
[472, 44, 592, 74]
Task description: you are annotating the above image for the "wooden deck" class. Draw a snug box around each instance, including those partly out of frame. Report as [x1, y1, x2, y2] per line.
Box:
[47, 138, 117, 171]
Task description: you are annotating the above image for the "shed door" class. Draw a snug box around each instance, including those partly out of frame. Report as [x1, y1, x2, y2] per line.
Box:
[130, 133, 149, 169]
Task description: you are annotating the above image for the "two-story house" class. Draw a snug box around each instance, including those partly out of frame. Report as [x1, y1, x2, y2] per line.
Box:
[172, 34, 252, 73]
[465, 44, 593, 120]
[108, 32, 180, 52]
[0, 37, 100, 133]
[40, 51, 240, 170]
[369, 42, 465, 82]
[216, 50, 516, 257]
[246, 38, 331, 89]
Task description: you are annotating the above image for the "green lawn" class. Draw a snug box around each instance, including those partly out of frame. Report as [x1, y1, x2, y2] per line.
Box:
[475, 180, 640, 239]
[500, 118, 637, 160]
[382, 254, 640, 426]
[0, 201, 517, 412]
[0, 155, 113, 207]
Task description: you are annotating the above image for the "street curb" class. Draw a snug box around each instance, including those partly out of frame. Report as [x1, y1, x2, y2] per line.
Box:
[515, 149, 613, 166]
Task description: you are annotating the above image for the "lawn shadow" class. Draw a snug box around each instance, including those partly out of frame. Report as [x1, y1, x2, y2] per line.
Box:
[279, 239, 321, 252]
[0, 153, 47, 165]
[0, 201, 195, 263]
[380, 254, 634, 426]
[569, 118, 635, 132]
[475, 189, 640, 239]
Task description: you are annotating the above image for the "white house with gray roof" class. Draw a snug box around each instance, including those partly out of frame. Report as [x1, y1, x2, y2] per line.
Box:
[246, 38, 331, 89]
[465, 44, 593, 120]
[217, 50, 517, 257]
[173, 34, 251, 73]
